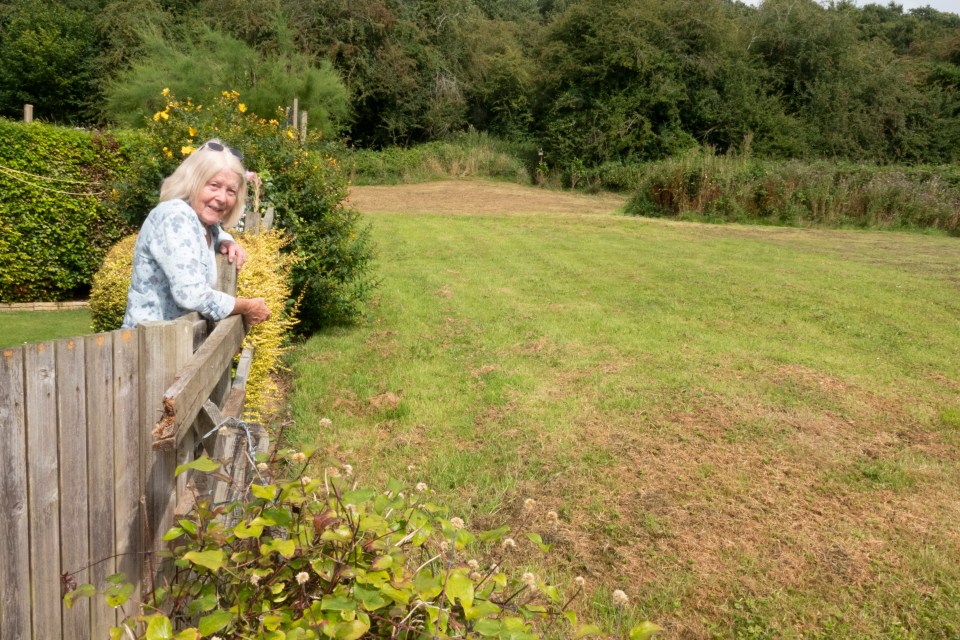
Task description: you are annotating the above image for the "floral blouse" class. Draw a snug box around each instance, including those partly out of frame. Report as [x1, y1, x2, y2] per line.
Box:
[121, 199, 236, 328]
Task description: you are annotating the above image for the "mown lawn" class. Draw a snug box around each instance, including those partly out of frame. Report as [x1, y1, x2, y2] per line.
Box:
[1, 308, 92, 348]
[287, 191, 960, 639]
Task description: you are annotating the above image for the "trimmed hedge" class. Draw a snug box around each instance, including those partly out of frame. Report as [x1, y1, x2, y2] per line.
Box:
[0, 118, 132, 301]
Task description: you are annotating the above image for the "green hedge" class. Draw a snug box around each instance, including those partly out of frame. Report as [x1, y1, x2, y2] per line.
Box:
[0, 119, 131, 301]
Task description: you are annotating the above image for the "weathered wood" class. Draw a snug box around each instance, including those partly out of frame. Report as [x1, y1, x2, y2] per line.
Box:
[215, 253, 238, 297]
[246, 207, 261, 234]
[84, 333, 117, 637]
[152, 316, 245, 451]
[112, 329, 142, 614]
[24, 342, 62, 640]
[0, 347, 31, 640]
[56, 338, 90, 640]
[262, 205, 274, 231]
[211, 421, 270, 521]
[221, 346, 255, 419]
[139, 319, 193, 583]
[23, 104, 32, 123]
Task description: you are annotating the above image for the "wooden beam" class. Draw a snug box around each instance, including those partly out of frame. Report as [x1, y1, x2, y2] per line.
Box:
[221, 346, 254, 419]
[152, 316, 246, 451]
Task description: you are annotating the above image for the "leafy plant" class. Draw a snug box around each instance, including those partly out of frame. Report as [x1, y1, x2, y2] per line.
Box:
[65, 451, 660, 640]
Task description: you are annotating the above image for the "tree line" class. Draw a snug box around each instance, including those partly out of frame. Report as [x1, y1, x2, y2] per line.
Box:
[2, 0, 959, 171]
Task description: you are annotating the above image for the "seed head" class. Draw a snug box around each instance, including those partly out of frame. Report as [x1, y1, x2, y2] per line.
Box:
[450, 517, 465, 530]
[318, 417, 333, 428]
[250, 574, 261, 585]
[467, 559, 480, 570]
[470, 571, 482, 581]
[523, 572, 537, 589]
[296, 572, 310, 585]
[291, 452, 306, 464]
[416, 482, 429, 492]
[547, 510, 559, 522]
[612, 590, 629, 606]
[523, 498, 536, 511]
[301, 476, 312, 486]
[501, 538, 516, 550]
[256, 462, 269, 473]
[575, 576, 586, 588]
[342, 463, 353, 476]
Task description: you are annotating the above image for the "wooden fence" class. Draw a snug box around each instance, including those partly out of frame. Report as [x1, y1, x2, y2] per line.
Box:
[0, 255, 260, 640]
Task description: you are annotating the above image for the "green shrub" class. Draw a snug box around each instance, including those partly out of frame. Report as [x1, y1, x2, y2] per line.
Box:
[66, 455, 661, 640]
[88, 234, 138, 332]
[0, 119, 131, 302]
[112, 89, 376, 333]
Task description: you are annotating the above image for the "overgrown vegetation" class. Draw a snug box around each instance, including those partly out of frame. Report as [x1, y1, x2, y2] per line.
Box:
[0, 118, 131, 302]
[66, 450, 660, 640]
[289, 186, 960, 637]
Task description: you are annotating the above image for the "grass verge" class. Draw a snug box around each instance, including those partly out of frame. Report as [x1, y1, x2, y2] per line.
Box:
[287, 191, 960, 638]
[1, 308, 92, 348]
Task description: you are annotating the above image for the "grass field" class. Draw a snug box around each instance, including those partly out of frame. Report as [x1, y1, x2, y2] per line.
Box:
[1, 308, 92, 348]
[289, 181, 960, 639]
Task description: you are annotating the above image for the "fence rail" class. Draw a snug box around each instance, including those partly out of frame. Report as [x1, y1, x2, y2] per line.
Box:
[0, 254, 255, 640]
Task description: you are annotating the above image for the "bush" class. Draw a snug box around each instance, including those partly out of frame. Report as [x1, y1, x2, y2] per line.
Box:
[112, 89, 376, 333]
[88, 234, 138, 332]
[0, 119, 131, 302]
[66, 454, 661, 640]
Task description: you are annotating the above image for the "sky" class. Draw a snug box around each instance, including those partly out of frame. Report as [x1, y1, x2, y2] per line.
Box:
[741, 0, 960, 15]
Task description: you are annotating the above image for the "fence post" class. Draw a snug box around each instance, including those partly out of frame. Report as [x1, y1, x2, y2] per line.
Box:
[138, 319, 193, 587]
[23, 104, 32, 123]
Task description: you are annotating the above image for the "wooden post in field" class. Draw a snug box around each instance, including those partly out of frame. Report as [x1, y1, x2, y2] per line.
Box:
[300, 111, 308, 142]
[292, 98, 298, 134]
[23, 104, 32, 123]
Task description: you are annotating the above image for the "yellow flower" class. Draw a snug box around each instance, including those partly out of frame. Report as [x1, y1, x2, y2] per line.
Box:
[188, 126, 197, 137]
[161, 87, 170, 96]
[162, 147, 173, 158]
[287, 129, 295, 139]
[222, 91, 231, 98]
[238, 103, 247, 113]
[181, 145, 195, 156]
[197, 105, 203, 111]
[269, 119, 279, 126]
[160, 111, 169, 121]
[232, 90, 240, 97]
[153, 112, 162, 122]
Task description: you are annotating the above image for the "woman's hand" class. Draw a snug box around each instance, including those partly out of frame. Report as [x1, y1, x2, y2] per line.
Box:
[232, 297, 271, 326]
[219, 240, 247, 271]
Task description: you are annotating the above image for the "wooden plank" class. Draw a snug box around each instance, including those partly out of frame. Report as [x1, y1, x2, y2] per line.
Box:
[0, 346, 31, 640]
[24, 342, 62, 640]
[152, 316, 246, 451]
[221, 346, 255, 418]
[56, 338, 90, 640]
[262, 205, 274, 231]
[84, 333, 116, 638]
[139, 319, 193, 589]
[215, 253, 237, 296]
[112, 328, 142, 609]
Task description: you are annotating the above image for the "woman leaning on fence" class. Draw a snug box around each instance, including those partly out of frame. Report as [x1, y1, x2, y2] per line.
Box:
[122, 139, 270, 329]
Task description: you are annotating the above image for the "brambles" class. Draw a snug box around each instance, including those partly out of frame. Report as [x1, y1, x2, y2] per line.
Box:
[65, 451, 660, 640]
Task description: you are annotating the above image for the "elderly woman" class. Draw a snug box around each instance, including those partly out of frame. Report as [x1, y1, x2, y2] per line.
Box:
[122, 139, 270, 328]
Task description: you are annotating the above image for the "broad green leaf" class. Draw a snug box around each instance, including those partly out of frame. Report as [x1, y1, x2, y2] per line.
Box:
[251, 484, 278, 501]
[186, 590, 218, 614]
[263, 507, 292, 526]
[525, 532, 553, 553]
[379, 583, 410, 604]
[198, 610, 232, 635]
[162, 527, 185, 541]
[109, 628, 125, 640]
[544, 585, 561, 604]
[575, 624, 603, 638]
[64, 583, 97, 608]
[629, 621, 664, 640]
[334, 619, 369, 640]
[233, 520, 264, 539]
[564, 610, 578, 626]
[321, 595, 357, 612]
[353, 586, 388, 611]
[144, 614, 173, 640]
[343, 488, 376, 505]
[175, 456, 221, 476]
[106, 573, 126, 585]
[105, 582, 135, 608]
[413, 572, 443, 600]
[262, 614, 284, 631]
[183, 550, 225, 572]
[463, 600, 500, 621]
[477, 525, 510, 543]
[174, 629, 200, 640]
[261, 538, 297, 558]
[445, 570, 474, 608]
[177, 519, 198, 536]
[473, 618, 501, 636]
[370, 555, 393, 571]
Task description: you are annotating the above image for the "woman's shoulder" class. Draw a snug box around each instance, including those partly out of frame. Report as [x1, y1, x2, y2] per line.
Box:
[144, 199, 200, 230]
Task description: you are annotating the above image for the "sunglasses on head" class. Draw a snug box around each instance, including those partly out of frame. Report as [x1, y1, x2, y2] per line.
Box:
[200, 141, 244, 161]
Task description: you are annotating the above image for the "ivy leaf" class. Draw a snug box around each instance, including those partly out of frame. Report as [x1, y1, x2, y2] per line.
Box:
[629, 621, 664, 640]
[543, 584, 561, 604]
[321, 595, 357, 611]
[564, 610, 578, 626]
[251, 484, 278, 501]
[233, 520, 264, 539]
[525, 532, 553, 553]
[473, 618, 501, 636]
[379, 583, 410, 604]
[198, 610, 233, 636]
[334, 619, 370, 640]
[445, 570, 474, 608]
[413, 572, 443, 600]
[104, 582, 135, 608]
[162, 527, 185, 541]
[64, 583, 97, 609]
[183, 550, 225, 572]
[186, 590, 218, 614]
[370, 555, 393, 571]
[354, 585, 389, 611]
[463, 599, 500, 621]
[173, 629, 200, 640]
[144, 614, 174, 640]
[175, 456, 221, 477]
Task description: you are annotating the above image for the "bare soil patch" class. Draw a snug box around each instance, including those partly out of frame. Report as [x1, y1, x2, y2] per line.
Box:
[348, 179, 628, 216]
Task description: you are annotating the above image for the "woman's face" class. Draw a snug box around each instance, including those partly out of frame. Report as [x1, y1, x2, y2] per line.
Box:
[191, 169, 241, 226]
